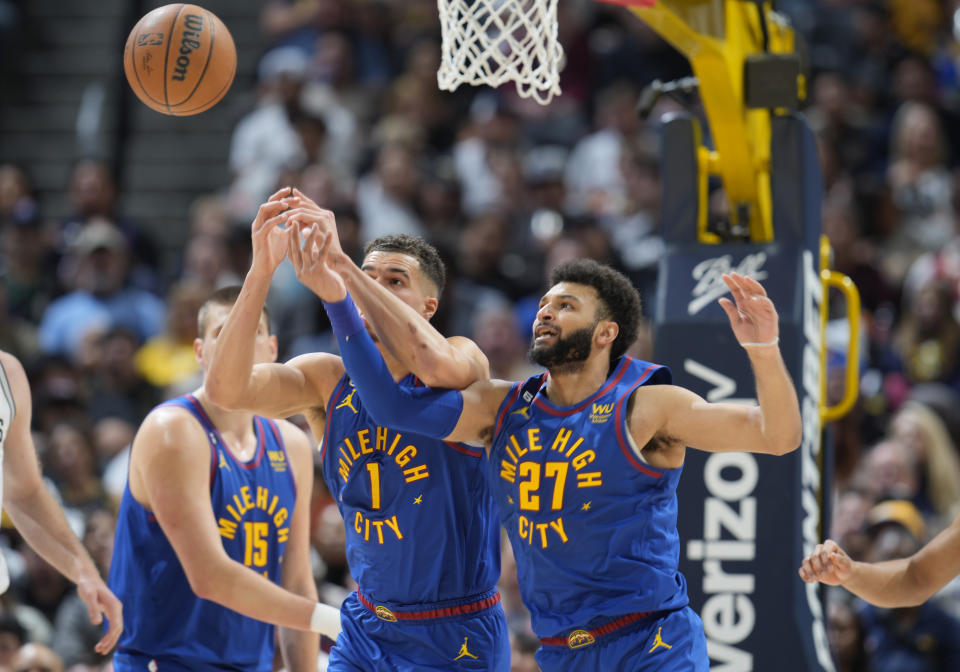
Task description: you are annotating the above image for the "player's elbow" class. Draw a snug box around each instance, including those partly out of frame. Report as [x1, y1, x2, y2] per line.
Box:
[185, 564, 226, 603]
[771, 429, 802, 456]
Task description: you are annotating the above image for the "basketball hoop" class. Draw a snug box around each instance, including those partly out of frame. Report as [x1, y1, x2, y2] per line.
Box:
[437, 0, 563, 105]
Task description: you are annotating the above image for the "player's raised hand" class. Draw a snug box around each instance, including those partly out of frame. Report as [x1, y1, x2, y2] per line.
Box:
[288, 222, 346, 302]
[250, 187, 294, 278]
[798, 539, 853, 586]
[76, 570, 124, 654]
[717, 272, 779, 348]
[281, 196, 346, 263]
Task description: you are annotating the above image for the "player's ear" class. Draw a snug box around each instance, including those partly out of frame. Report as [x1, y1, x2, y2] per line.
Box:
[267, 334, 279, 363]
[193, 337, 205, 364]
[422, 296, 438, 320]
[596, 320, 618, 347]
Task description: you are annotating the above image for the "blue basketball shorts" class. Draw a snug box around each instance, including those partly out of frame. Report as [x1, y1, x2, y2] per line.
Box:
[328, 589, 510, 671]
[534, 606, 710, 672]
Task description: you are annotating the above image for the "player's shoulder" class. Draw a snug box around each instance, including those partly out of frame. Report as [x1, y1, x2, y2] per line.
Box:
[136, 400, 206, 447]
[0, 351, 27, 393]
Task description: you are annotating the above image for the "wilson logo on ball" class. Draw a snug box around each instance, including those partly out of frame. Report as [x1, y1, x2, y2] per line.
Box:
[171, 14, 204, 82]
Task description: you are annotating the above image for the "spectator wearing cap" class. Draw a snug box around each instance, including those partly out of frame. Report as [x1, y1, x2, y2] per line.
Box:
[37, 220, 164, 360]
[856, 500, 960, 672]
[61, 159, 160, 294]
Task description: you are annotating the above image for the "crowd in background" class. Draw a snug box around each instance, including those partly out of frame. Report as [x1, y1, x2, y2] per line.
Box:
[3, 0, 960, 669]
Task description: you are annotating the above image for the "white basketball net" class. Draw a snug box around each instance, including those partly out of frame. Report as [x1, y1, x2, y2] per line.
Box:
[437, 0, 563, 105]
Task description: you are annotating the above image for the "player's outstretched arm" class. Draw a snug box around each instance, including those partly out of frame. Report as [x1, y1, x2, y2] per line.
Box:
[799, 515, 960, 608]
[282, 191, 489, 389]
[276, 421, 321, 669]
[0, 352, 123, 655]
[634, 273, 801, 457]
[205, 193, 340, 417]
[132, 408, 340, 637]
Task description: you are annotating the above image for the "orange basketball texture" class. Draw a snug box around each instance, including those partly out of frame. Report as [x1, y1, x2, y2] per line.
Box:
[124, 4, 236, 116]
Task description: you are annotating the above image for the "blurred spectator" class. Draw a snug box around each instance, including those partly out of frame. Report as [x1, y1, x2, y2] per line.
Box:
[228, 46, 314, 220]
[135, 282, 207, 390]
[13, 545, 65, 638]
[826, 588, 869, 672]
[857, 500, 960, 672]
[890, 400, 960, 524]
[892, 277, 960, 389]
[860, 439, 923, 511]
[0, 613, 25, 671]
[11, 644, 62, 672]
[0, 197, 57, 325]
[0, 164, 35, 224]
[453, 94, 524, 216]
[355, 142, 424, 241]
[44, 423, 109, 516]
[882, 102, 954, 283]
[38, 222, 165, 361]
[0, 279, 37, 364]
[61, 159, 158, 293]
[509, 630, 540, 672]
[84, 329, 161, 425]
[470, 306, 541, 381]
[565, 81, 643, 217]
[91, 417, 134, 510]
[259, 0, 325, 54]
[830, 487, 873, 562]
[52, 509, 114, 668]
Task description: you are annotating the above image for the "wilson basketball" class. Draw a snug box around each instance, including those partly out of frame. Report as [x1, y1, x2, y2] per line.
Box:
[123, 4, 236, 116]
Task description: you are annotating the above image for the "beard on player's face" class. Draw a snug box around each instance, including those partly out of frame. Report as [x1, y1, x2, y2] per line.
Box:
[529, 324, 596, 373]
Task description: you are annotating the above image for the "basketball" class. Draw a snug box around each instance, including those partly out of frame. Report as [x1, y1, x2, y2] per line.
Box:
[123, 3, 236, 116]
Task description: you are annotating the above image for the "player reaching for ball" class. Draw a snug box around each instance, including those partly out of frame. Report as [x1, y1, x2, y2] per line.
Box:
[107, 283, 339, 671]
[303, 216, 802, 671]
[205, 189, 510, 671]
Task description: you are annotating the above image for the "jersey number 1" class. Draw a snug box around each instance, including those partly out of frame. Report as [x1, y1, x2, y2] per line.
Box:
[367, 462, 381, 510]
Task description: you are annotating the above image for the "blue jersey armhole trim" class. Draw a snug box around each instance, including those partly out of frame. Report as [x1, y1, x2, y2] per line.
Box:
[321, 374, 350, 463]
[267, 418, 298, 500]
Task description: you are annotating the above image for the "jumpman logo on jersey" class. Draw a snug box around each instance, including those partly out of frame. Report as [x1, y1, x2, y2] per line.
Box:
[336, 388, 359, 414]
[218, 451, 230, 471]
[413, 494, 423, 504]
[510, 406, 531, 419]
[649, 626, 673, 653]
[453, 637, 479, 661]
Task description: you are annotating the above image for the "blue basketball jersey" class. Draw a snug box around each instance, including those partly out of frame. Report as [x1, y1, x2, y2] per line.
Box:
[108, 394, 298, 671]
[489, 357, 689, 638]
[321, 374, 500, 605]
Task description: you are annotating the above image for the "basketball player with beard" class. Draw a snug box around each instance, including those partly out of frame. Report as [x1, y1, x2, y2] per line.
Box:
[303, 240, 802, 672]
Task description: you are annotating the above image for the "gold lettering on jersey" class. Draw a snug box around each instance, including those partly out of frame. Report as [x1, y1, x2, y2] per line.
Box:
[589, 402, 614, 424]
[354, 511, 404, 544]
[518, 514, 569, 548]
[336, 426, 430, 484]
[500, 428, 604, 488]
[216, 485, 291, 571]
[218, 485, 290, 542]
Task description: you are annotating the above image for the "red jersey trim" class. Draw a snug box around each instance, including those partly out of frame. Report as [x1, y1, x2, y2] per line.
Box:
[614, 363, 664, 478]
